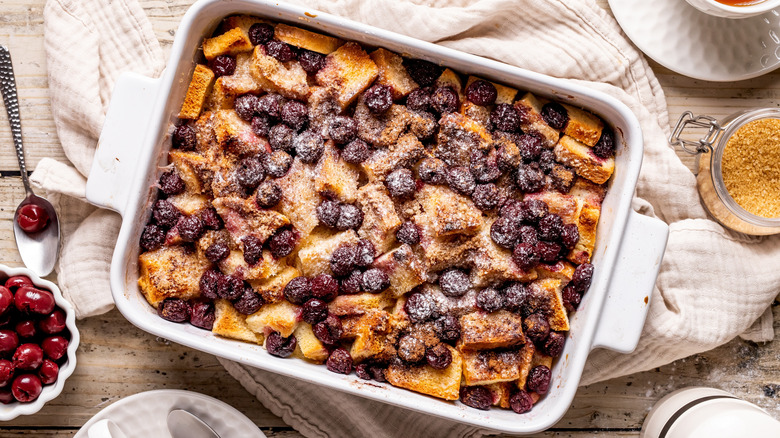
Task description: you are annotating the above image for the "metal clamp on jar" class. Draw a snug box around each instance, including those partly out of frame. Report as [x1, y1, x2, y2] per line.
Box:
[670, 109, 780, 235]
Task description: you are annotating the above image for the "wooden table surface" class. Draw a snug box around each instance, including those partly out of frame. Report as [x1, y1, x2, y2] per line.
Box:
[0, 1, 778, 436]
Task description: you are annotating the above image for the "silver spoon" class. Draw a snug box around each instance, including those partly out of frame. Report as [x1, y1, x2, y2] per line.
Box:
[0, 46, 60, 276]
[167, 409, 221, 438]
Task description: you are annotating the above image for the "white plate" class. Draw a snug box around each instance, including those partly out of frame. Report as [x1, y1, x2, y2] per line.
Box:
[609, 0, 780, 81]
[74, 389, 265, 437]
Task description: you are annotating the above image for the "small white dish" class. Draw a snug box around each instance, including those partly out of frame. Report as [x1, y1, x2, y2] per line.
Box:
[74, 389, 265, 438]
[609, 0, 780, 81]
[685, 0, 780, 18]
[0, 264, 80, 421]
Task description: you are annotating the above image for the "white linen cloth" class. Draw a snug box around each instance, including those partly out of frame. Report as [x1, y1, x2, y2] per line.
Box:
[34, 0, 779, 435]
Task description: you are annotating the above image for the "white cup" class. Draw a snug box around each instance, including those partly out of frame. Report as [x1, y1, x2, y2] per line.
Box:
[685, 0, 780, 18]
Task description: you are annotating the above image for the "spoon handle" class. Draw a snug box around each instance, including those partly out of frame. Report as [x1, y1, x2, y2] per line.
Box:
[0, 46, 32, 195]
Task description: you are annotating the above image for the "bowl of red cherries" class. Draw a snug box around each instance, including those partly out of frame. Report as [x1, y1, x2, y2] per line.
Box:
[0, 264, 79, 420]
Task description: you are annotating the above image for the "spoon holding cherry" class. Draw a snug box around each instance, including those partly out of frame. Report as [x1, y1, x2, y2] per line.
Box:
[0, 46, 60, 276]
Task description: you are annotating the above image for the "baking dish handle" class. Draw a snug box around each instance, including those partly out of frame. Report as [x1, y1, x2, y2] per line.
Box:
[590, 211, 669, 353]
[86, 72, 160, 216]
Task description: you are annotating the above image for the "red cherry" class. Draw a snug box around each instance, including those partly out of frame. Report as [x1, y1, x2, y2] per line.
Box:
[16, 203, 50, 234]
[0, 330, 19, 356]
[38, 359, 58, 385]
[4, 276, 32, 292]
[13, 344, 43, 371]
[0, 287, 13, 316]
[0, 359, 14, 387]
[11, 374, 42, 402]
[14, 286, 55, 315]
[41, 336, 68, 361]
[0, 388, 13, 404]
[39, 309, 67, 335]
[15, 320, 37, 339]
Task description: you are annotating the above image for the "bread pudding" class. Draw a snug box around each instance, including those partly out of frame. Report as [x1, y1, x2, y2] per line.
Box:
[137, 15, 615, 414]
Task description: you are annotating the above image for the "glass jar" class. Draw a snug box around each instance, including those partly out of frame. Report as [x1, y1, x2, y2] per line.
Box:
[670, 109, 780, 235]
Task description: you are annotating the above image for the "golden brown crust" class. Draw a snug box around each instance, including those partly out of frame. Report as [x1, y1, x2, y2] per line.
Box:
[562, 103, 604, 147]
[371, 48, 418, 99]
[138, 246, 210, 307]
[212, 299, 265, 345]
[514, 93, 560, 148]
[251, 45, 310, 100]
[245, 300, 301, 338]
[275, 23, 344, 54]
[315, 42, 378, 109]
[179, 64, 215, 119]
[554, 135, 615, 185]
[385, 344, 462, 400]
[202, 27, 253, 60]
[458, 310, 526, 350]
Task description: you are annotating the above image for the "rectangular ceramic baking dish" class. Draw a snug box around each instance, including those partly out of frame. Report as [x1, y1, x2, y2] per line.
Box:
[85, 0, 669, 433]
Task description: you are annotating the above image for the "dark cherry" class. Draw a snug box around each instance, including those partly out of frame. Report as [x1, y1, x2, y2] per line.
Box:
[298, 49, 325, 74]
[573, 263, 594, 292]
[199, 270, 221, 300]
[205, 242, 230, 263]
[152, 199, 180, 230]
[426, 343, 452, 369]
[336, 204, 363, 231]
[510, 390, 534, 414]
[512, 242, 540, 270]
[524, 313, 550, 345]
[15, 287, 55, 315]
[465, 80, 497, 106]
[503, 283, 528, 313]
[539, 149, 556, 173]
[593, 129, 616, 159]
[269, 124, 295, 152]
[13, 343, 43, 370]
[562, 284, 582, 313]
[328, 116, 358, 144]
[339, 270, 363, 295]
[177, 215, 205, 242]
[431, 86, 459, 114]
[404, 292, 435, 323]
[38, 359, 58, 385]
[157, 298, 191, 323]
[265, 40, 295, 63]
[190, 302, 216, 331]
[158, 171, 185, 196]
[520, 225, 539, 246]
[472, 183, 501, 211]
[396, 222, 420, 246]
[355, 363, 371, 380]
[172, 125, 197, 151]
[0, 388, 12, 404]
[418, 157, 447, 185]
[397, 335, 426, 363]
[262, 150, 293, 177]
[0, 286, 13, 316]
[294, 130, 324, 164]
[256, 181, 282, 208]
[541, 102, 568, 130]
[348, 240, 372, 270]
[210, 55, 236, 77]
[364, 84, 393, 114]
[538, 214, 564, 242]
[439, 269, 470, 298]
[326, 348, 353, 375]
[515, 163, 544, 193]
[490, 103, 520, 133]
[403, 59, 442, 87]
[527, 365, 552, 394]
[516, 134, 543, 162]
[269, 228, 296, 258]
[0, 330, 19, 356]
[385, 168, 416, 199]
[460, 386, 493, 410]
[446, 166, 476, 196]
[14, 321, 36, 339]
[369, 365, 387, 382]
[476, 287, 503, 313]
[330, 244, 357, 278]
[281, 101, 309, 131]
[234, 93, 260, 121]
[283, 276, 312, 305]
[342, 139, 370, 164]
[242, 235, 264, 265]
[236, 156, 266, 191]
[251, 115, 271, 137]
[0, 359, 13, 386]
[550, 163, 576, 193]
[38, 309, 67, 335]
[544, 331, 566, 357]
[561, 223, 580, 250]
[4, 276, 32, 292]
[233, 288, 264, 315]
[536, 241, 562, 264]
[434, 314, 461, 343]
[406, 88, 432, 112]
[302, 298, 329, 324]
[521, 199, 549, 224]
[313, 315, 343, 346]
[248, 23, 274, 45]
[361, 268, 390, 294]
[469, 151, 501, 183]
[200, 208, 223, 230]
[490, 217, 520, 249]
[16, 204, 50, 234]
[265, 331, 297, 358]
[217, 274, 244, 301]
[257, 93, 283, 120]
[310, 274, 339, 302]
[317, 199, 341, 228]
[11, 374, 42, 403]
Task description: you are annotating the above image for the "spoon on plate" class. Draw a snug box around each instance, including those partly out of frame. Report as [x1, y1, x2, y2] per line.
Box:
[0, 45, 60, 276]
[167, 409, 221, 438]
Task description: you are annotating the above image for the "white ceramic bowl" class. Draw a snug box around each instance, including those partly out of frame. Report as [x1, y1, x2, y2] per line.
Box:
[85, 0, 670, 433]
[0, 264, 80, 421]
[684, 0, 780, 18]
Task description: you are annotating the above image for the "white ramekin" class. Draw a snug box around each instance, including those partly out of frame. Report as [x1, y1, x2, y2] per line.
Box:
[685, 0, 780, 18]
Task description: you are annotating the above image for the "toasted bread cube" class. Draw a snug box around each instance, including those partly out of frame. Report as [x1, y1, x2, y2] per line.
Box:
[341, 309, 392, 338]
[435, 68, 464, 101]
[203, 27, 253, 60]
[371, 48, 418, 99]
[561, 103, 604, 147]
[316, 42, 378, 109]
[434, 112, 493, 167]
[314, 141, 360, 202]
[531, 350, 554, 370]
[372, 245, 426, 298]
[356, 182, 403, 254]
[166, 193, 210, 217]
[274, 158, 319, 239]
[524, 191, 579, 224]
[297, 230, 360, 277]
[554, 135, 615, 185]
[219, 249, 286, 281]
[458, 310, 526, 350]
[222, 15, 273, 35]
[465, 76, 517, 105]
[179, 64, 215, 119]
[355, 101, 411, 148]
[251, 45, 310, 100]
[487, 382, 515, 408]
[292, 323, 329, 363]
[568, 203, 600, 264]
[212, 195, 290, 247]
[416, 231, 473, 272]
[568, 177, 607, 208]
[362, 133, 425, 182]
[275, 23, 343, 54]
[386, 344, 462, 400]
[169, 150, 211, 194]
[415, 185, 482, 237]
[469, 220, 538, 287]
[351, 324, 394, 363]
[514, 93, 560, 148]
[249, 266, 300, 304]
[526, 278, 569, 331]
[462, 349, 524, 386]
[212, 109, 269, 156]
[246, 300, 301, 338]
[517, 342, 536, 389]
[212, 299, 264, 345]
[329, 292, 395, 316]
[138, 246, 210, 307]
[536, 260, 576, 282]
[207, 53, 261, 110]
[459, 101, 490, 126]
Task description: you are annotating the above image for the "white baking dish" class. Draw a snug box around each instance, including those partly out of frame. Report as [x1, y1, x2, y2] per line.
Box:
[85, 0, 669, 433]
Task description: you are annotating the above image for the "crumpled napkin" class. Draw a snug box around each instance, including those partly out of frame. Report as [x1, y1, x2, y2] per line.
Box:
[33, 0, 779, 436]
